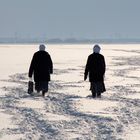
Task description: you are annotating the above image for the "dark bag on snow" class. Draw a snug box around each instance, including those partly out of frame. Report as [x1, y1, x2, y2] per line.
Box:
[28, 81, 34, 94]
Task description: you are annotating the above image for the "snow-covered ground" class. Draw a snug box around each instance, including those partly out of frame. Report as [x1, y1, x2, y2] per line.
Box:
[0, 44, 140, 140]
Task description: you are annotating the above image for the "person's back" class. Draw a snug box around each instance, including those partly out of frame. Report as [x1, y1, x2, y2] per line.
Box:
[87, 53, 105, 82]
[32, 51, 52, 82]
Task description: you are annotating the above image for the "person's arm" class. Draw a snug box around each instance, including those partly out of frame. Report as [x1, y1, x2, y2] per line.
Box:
[84, 56, 90, 81]
[102, 56, 106, 75]
[28, 54, 35, 78]
[48, 55, 53, 74]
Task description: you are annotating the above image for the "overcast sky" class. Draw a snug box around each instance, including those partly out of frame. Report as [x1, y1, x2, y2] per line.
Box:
[0, 0, 140, 39]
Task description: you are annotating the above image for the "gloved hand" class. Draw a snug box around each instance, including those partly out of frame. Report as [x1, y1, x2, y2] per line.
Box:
[50, 70, 53, 74]
[84, 74, 87, 81]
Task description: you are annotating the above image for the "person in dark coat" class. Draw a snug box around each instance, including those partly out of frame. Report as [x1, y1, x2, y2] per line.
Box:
[84, 44, 106, 98]
[28, 44, 53, 97]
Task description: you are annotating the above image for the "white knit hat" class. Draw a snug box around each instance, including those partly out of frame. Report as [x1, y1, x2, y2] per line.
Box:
[93, 44, 101, 53]
[39, 44, 46, 51]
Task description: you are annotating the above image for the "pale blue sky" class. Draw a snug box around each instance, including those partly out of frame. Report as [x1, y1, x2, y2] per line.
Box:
[0, 0, 140, 39]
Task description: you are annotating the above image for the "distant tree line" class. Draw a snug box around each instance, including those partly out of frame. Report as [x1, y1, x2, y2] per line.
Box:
[0, 37, 140, 44]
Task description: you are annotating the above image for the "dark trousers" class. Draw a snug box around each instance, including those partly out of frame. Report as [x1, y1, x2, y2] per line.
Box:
[91, 90, 101, 98]
[35, 81, 48, 92]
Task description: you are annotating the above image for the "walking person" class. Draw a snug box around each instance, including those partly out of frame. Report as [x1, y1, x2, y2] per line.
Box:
[28, 44, 53, 97]
[84, 44, 106, 98]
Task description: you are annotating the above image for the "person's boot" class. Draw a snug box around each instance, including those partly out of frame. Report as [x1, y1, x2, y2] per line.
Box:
[97, 93, 101, 98]
[37, 90, 40, 93]
[42, 91, 46, 97]
[91, 91, 96, 98]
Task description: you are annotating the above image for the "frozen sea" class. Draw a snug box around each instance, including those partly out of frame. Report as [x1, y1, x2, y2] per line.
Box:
[0, 44, 140, 140]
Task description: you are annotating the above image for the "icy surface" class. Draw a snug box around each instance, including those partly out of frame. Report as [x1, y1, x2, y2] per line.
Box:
[0, 44, 140, 140]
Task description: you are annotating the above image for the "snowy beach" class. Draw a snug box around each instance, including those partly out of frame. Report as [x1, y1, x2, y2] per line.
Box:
[0, 44, 140, 140]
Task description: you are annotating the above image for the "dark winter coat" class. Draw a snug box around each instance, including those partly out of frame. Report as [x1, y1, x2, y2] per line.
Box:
[28, 51, 53, 82]
[85, 53, 106, 82]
